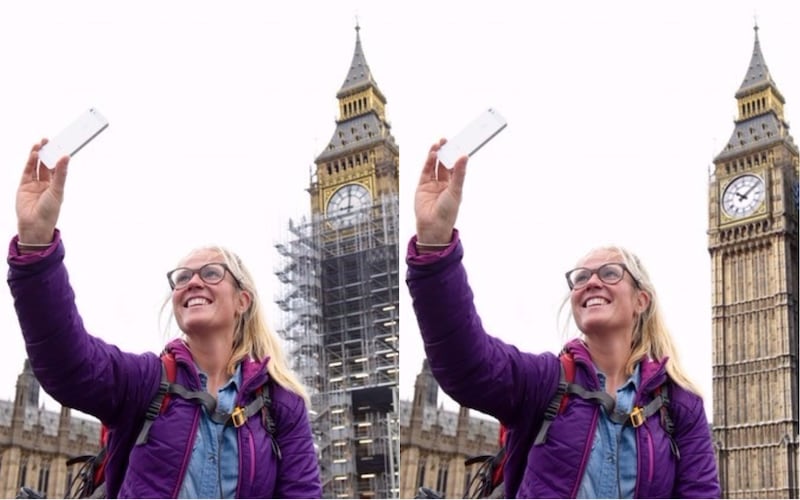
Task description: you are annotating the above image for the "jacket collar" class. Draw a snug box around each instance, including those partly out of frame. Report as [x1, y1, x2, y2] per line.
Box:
[164, 338, 270, 391]
[563, 338, 669, 392]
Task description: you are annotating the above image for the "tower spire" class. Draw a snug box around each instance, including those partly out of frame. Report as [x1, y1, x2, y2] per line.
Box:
[716, 25, 793, 161]
[337, 23, 383, 100]
[736, 21, 777, 98]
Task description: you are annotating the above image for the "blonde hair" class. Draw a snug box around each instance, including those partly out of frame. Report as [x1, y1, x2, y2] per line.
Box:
[162, 246, 310, 407]
[562, 245, 702, 397]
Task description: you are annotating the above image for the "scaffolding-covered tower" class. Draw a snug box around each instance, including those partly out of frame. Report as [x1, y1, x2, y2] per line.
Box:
[275, 25, 400, 499]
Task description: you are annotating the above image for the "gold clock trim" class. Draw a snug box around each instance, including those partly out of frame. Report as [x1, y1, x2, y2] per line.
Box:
[719, 171, 767, 225]
[322, 180, 374, 212]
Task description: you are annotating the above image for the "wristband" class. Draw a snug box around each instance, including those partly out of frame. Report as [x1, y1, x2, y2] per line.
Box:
[18, 241, 52, 248]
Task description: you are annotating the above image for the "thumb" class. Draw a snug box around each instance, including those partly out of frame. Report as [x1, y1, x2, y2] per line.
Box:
[50, 155, 70, 198]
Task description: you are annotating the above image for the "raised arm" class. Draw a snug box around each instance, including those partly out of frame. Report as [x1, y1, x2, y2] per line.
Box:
[8, 141, 161, 426]
[406, 141, 559, 426]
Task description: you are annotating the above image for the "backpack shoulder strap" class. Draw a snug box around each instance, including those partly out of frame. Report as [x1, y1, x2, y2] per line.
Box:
[533, 351, 574, 445]
[654, 382, 680, 459]
[135, 353, 281, 458]
[161, 352, 177, 410]
[255, 381, 282, 460]
[135, 352, 176, 445]
[558, 352, 576, 413]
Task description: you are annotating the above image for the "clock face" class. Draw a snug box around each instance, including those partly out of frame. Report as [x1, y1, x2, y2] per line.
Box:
[721, 174, 766, 219]
[326, 184, 371, 227]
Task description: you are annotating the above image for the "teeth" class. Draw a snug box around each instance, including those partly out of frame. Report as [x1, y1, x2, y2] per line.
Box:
[187, 297, 210, 307]
[585, 297, 608, 307]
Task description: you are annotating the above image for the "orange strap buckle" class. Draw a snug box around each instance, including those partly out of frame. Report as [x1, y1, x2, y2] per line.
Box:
[231, 407, 246, 427]
[629, 406, 645, 427]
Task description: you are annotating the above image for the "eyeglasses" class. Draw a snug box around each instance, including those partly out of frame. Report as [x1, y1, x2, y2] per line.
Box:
[166, 263, 240, 290]
[565, 262, 639, 290]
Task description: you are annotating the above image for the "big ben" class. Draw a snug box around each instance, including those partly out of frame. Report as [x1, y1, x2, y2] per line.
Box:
[709, 25, 799, 498]
[275, 25, 400, 498]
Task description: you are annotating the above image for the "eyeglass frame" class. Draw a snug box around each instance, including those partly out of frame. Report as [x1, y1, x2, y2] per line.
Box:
[564, 262, 641, 291]
[166, 262, 242, 291]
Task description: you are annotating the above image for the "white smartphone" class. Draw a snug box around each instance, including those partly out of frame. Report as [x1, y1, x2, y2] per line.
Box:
[437, 108, 507, 168]
[38, 108, 109, 168]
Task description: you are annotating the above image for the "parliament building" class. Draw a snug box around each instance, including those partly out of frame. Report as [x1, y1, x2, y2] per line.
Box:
[399, 361, 501, 499]
[0, 361, 100, 499]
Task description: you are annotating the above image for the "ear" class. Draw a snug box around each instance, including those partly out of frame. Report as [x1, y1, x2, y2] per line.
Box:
[635, 289, 651, 314]
[237, 290, 252, 315]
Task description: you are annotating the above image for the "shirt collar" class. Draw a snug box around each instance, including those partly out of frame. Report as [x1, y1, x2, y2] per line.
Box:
[197, 362, 243, 393]
[595, 362, 641, 392]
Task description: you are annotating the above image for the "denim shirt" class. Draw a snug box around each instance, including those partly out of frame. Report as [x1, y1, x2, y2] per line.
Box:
[179, 364, 242, 498]
[577, 364, 640, 499]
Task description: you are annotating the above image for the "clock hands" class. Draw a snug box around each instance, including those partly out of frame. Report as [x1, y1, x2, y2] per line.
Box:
[735, 180, 760, 201]
[742, 181, 760, 198]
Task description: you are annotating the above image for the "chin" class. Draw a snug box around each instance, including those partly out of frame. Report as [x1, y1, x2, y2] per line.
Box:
[177, 318, 211, 335]
[577, 316, 613, 334]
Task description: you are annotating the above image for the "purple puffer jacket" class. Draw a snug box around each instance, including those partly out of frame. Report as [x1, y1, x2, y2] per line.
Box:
[406, 232, 720, 499]
[7, 232, 322, 498]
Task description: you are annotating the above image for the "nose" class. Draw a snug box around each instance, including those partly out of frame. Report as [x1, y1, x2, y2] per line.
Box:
[184, 271, 205, 289]
[583, 271, 604, 289]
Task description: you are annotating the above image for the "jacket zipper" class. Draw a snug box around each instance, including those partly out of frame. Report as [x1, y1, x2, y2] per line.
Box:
[248, 425, 257, 485]
[169, 357, 204, 498]
[172, 406, 201, 498]
[236, 372, 264, 497]
[632, 365, 663, 499]
[571, 406, 600, 498]
[634, 422, 655, 498]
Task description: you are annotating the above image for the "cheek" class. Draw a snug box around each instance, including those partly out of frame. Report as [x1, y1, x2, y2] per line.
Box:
[569, 294, 582, 315]
[171, 294, 185, 320]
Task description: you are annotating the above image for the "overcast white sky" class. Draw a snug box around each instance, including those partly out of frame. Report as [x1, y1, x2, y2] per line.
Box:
[1, 2, 798, 426]
[0, 1, 404, 416]
[394, 2, 798, 422]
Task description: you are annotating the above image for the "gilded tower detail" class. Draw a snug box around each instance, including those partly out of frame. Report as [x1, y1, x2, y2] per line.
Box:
[709, 25, 799, 499]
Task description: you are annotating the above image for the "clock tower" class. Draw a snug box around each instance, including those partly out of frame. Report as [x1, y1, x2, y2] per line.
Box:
[709, 25, 799, 498]
[275, 24, 400, 499]
[309, 24, 399, 229]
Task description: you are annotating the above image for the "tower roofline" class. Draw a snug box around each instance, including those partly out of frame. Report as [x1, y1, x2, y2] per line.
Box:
[337, 24, 386, 102]
[735, 24, 784, 102]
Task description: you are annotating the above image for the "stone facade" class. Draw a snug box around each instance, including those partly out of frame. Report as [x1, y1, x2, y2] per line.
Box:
[0, 360, 100, 499]
[399, 360, 501, 499]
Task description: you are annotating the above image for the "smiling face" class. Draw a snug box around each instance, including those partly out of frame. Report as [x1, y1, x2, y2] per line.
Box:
[171, 249, 251, 338]
[569, 249, 650, 338]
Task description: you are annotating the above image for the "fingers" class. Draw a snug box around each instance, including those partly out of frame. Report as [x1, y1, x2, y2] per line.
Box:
[20, 140, 46, 184]
[448, 155, 469, 198]
[51, 155, 70, 198]
[419, 139, 446, 184]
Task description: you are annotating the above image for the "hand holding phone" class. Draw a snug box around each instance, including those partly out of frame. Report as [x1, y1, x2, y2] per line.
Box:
[38, 108, 109, 168]
[437, 108, 507, 169]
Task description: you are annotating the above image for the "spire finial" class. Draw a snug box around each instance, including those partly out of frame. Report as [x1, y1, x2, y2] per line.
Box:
[355, 15, 360, 34]
[753, 13, 759, 38]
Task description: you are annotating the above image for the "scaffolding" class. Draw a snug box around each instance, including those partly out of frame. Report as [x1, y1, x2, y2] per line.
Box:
[275, 192, 399, 499]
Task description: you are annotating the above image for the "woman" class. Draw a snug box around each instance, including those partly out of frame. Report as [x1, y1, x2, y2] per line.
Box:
[8, 140, 322, 498]
[406, 141, 720, 498]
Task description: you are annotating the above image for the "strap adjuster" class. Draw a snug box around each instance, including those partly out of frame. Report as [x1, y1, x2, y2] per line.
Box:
[231, 406, 247, 427]
[629, 406, 645, 427]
